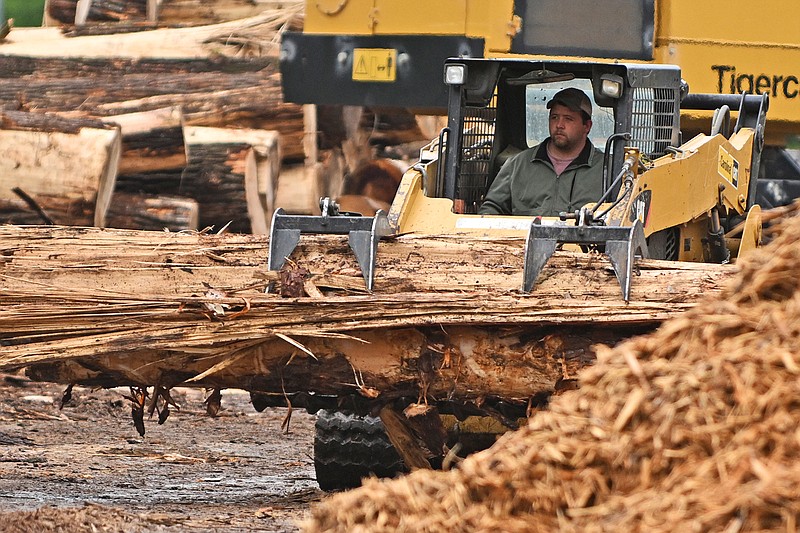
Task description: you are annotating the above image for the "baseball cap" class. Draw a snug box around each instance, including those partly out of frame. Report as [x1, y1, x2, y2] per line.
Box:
[546, 88, 593, 119]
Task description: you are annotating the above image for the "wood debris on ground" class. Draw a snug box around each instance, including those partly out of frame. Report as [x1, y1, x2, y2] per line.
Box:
[302, 206, 800, 532]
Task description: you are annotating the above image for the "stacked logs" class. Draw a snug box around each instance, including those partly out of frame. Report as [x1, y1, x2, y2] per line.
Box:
[45, 0, 299, 26]
[0, 2, 303, 231]
[3, 1, 431, 231]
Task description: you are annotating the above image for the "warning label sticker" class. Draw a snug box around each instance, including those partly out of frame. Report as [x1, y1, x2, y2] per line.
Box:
[718, 146, 740, 189]
[352, 48, 397, 82]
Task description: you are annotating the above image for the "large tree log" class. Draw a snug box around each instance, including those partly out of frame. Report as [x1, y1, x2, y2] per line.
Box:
[105, 192, 199, 230]
[0, 225, 737, 409]
[184, 126, 281, 232]
[102, 106, 187, 174]
[0, 113, 120, 226]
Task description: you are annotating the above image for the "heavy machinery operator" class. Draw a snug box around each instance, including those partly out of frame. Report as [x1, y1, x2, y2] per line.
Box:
[479, 88, 604, 217]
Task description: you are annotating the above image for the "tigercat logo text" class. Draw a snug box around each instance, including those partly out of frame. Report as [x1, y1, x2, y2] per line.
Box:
[712, 65, 799, 99]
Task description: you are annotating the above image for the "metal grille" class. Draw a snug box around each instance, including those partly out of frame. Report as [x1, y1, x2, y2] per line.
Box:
[457, 102, 496, 213]
[630, 87, 676, 158]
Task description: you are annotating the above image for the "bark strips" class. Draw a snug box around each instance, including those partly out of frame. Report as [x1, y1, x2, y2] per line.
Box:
[0, 225, 736, 406]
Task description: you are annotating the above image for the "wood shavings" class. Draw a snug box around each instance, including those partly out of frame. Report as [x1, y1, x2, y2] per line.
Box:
[303, 204, 800, 533]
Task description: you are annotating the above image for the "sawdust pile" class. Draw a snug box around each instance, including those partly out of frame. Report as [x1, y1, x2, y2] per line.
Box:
[0, 504, 162, 533]
[303, 210, 800, 533]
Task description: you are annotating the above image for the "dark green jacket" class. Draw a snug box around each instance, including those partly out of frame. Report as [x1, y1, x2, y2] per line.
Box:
[478, 139, 604, 217]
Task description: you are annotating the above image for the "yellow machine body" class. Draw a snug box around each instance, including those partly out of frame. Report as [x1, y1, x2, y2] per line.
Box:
[293, 0, 800, 146]
[389, 127, 762, 263]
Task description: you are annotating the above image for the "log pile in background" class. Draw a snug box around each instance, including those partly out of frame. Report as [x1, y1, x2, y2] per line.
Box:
[45, 0, 299, 27]
[0, 2, 304, 231]
[302, 206, 800, 533]
[3, 1, 430, 230]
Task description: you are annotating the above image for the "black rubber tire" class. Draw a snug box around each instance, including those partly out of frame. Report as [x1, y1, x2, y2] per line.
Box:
[313, 410, 406, 491]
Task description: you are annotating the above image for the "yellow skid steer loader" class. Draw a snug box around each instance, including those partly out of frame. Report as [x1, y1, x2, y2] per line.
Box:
[269, 57, 768, 489]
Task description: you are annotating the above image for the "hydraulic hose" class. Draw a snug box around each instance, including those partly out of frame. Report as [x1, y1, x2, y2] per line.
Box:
[592, 152, 639, 220]
[602, 132, 632, 192]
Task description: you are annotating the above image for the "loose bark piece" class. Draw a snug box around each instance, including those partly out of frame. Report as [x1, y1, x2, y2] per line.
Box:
[379, 406, 432, 470]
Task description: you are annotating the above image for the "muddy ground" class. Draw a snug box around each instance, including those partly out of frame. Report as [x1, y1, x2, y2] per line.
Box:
[0, 373, 323, 532]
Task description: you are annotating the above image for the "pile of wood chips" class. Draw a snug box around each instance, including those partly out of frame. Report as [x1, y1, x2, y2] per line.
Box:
[0, 503, 155, 533]
[303, 208, 800, 532]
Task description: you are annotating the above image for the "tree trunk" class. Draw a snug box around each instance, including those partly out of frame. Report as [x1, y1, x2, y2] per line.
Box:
[0, 113, 121, 226]
[102, 106, 187, 174]
[0, 225, 736, 408]
[105, 192, 199, 230]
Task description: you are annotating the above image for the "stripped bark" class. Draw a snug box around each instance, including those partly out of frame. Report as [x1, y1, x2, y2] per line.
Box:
[0, 225, 736, 407]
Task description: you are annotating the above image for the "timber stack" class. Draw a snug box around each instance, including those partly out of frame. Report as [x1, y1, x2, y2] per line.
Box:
[1, 0, 434, 231]
[1, 0, 310, 232]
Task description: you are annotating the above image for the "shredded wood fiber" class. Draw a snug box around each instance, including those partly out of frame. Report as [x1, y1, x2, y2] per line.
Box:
[303, 209, 800, 532]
